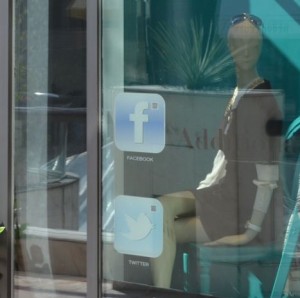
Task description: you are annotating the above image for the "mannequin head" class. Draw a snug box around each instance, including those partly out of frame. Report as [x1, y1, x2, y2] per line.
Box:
[227, 15, 262, 74]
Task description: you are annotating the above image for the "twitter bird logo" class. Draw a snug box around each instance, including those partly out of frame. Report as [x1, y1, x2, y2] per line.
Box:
[114, 195, 163, 257]
[123, 213, 153, 240]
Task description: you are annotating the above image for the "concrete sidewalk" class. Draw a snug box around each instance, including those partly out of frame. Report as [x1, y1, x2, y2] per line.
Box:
[14, 274, 210, 298]
[14, 273, 86, 298]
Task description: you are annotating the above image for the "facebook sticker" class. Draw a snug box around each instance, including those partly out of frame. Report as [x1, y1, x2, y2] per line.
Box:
[114, 92, 165, 153]
[114, 195, 163, 258]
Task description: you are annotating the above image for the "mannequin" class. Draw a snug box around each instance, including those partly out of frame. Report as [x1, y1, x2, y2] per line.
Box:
[150, 14, 282, 289]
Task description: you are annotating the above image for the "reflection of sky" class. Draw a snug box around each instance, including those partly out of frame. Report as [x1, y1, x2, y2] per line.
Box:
[251, 0, 300, 71]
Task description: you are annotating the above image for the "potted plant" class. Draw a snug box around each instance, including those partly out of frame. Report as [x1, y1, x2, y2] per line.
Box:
[149, 18, 234, 90]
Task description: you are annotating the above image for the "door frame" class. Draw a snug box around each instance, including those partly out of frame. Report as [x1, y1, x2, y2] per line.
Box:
[87, 0, 101, 297]
[0, 0, 14, 297]
[0, 0, 102, 296]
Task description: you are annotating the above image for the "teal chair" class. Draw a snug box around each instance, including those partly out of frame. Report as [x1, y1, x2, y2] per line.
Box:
[271, 116, 300, 298]
[182, 117, 300, 297]
[183, 243, 282, 297]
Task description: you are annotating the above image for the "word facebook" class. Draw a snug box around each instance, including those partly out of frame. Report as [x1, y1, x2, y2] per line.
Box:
[114, 92, 165, 153]
[126, 155, 154, 162]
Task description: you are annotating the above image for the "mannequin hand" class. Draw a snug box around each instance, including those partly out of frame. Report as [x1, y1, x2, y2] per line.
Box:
[205, 233, 252, 246]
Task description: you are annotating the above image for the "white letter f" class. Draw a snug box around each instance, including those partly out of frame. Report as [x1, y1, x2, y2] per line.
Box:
[130, 102, 149, 144]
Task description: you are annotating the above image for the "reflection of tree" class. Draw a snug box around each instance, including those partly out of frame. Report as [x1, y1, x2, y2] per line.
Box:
[14, 0, 27, 104]
[15, 0, 51, 104]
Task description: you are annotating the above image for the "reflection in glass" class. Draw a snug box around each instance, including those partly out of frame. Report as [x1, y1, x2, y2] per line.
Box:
[14, 0, 87, 296]
[101, 2, 289, 297]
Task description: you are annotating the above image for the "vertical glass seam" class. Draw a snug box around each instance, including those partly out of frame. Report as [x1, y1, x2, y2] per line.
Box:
[87, 0, 101, 297]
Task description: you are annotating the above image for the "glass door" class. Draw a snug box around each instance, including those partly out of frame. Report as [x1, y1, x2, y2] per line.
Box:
[100, 1, 298, 297]
[0, 1, 13, 297]
[13, 1, 88, 297]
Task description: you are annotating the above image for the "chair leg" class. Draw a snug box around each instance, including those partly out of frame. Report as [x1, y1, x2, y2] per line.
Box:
[271, 209, 300, 297]
[200, 258, 211, 294]
[183, 252, 189, 292]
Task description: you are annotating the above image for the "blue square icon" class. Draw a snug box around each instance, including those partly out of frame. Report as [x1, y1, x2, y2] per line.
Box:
[114, 92, 165, 153]
[114, 195, 163, 258]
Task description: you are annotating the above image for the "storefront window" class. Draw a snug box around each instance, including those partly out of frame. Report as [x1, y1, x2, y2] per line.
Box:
[13, 1, 87, 296]
[101, 1, 300, 297]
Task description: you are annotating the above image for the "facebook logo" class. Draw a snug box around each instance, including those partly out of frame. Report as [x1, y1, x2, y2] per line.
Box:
[130, 101, 149, 144]
[114, 92, 165, 153]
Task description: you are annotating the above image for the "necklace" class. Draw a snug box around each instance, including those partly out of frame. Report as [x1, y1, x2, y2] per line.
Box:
[244, 77, 265, 90]
[223, 77, 264, 133]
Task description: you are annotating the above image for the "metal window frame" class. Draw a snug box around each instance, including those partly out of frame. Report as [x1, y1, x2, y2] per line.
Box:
[0, 0, 102, 296]
[87, 0, 101, 297]
[0, 0, 14, 297]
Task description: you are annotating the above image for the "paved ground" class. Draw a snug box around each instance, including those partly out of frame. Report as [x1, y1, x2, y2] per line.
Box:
[14, 274, 210, 298]
[15, 273, 87, 298]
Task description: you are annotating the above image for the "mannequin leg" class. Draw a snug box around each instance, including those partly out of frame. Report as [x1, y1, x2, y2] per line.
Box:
[151, 191, 210, 288]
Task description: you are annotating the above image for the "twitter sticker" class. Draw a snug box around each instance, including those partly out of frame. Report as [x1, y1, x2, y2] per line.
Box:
[114, 195, 163, 258]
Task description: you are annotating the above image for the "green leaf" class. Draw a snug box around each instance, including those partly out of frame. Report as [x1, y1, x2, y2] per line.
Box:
[0, 227, 5, 234]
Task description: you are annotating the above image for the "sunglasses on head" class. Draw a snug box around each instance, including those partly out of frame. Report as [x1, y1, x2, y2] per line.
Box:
[231, 13, 263, 28]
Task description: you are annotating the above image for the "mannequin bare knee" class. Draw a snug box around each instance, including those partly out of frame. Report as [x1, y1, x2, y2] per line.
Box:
[159, 191, 196, 218]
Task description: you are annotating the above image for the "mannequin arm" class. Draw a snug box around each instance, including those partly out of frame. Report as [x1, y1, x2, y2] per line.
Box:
[206, 164, 278, 246]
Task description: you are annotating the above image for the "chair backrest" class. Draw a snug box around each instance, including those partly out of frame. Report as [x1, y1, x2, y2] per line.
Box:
[283, 117, 300, 208]
[271, 116, 300, 297]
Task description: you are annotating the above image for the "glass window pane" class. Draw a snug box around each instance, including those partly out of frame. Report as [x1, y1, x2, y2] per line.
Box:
[100, 1, 300, 297]
[13, 1, 87, 297]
